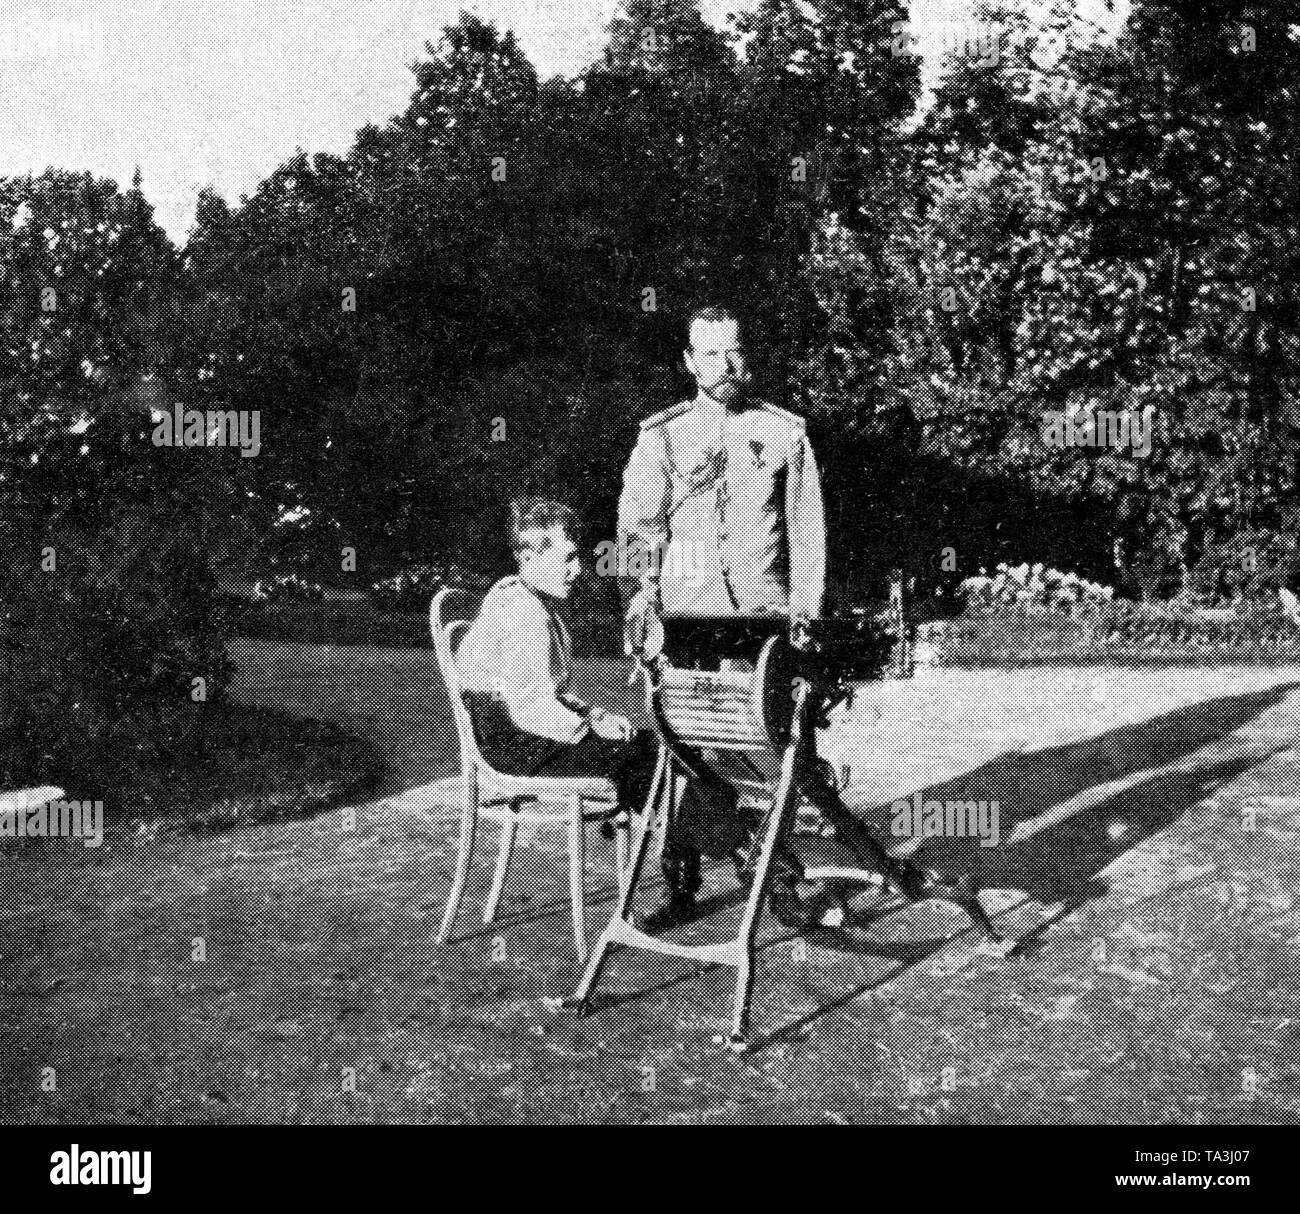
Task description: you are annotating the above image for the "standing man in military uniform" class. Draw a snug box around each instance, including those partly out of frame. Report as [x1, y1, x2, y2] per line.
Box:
[617, 303, 827, 922]
[620, 305, 826, 627]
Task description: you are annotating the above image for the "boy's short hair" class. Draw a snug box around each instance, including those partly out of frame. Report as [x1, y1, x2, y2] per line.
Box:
[509, 498, 577, 561]
[685, 303, 746, 349]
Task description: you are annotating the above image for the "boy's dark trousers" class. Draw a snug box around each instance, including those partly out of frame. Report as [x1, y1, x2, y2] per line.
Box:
[462, 693, 739, 908]
[462, 692, 660, 817]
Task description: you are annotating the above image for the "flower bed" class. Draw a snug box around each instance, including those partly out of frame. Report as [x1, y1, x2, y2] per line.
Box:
[958, 562, 1115, 615]
[930, 570, 1300, 667]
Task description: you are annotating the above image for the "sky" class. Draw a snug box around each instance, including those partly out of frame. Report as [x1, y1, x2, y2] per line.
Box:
[0, 1, 1126, 245]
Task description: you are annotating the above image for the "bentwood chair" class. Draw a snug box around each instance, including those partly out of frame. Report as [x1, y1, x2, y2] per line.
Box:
[431, 587, 639, 964]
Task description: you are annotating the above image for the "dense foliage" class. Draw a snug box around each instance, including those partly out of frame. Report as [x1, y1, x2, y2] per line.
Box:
[7, 0, 1300, 786]
[1, 172, 237, 792]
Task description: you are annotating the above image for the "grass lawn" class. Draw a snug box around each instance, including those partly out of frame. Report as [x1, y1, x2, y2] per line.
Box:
[1, 645, 1299, 1123]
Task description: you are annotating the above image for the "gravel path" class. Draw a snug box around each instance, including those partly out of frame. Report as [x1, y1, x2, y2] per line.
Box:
[2, 650, 1298, 1123]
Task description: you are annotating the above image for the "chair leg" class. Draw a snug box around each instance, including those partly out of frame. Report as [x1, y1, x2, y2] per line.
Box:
[437, 774, 479, 945]
[615, 812, 630, 903]
[483, 801, 520, 924]
[567, 795, 587, 965]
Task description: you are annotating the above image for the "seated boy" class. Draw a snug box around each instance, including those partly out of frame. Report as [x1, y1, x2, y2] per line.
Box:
[455, 498, 661, 816]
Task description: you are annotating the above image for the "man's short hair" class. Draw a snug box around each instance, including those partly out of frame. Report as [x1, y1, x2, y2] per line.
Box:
[508, 497, 577, 560]
[685, 303, 746, 349]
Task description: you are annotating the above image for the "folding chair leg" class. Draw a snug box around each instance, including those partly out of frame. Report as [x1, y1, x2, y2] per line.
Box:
[567, 725, 802, 1050]
[567, 796, 587, 965]
[437, 775, 479, 945]
[567, 747, 668, 1010]
[728, 724, 805, 1049]
[483, 801, 520, 924]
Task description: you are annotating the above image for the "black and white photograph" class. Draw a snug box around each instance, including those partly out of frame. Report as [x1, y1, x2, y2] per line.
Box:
[0, 0, 1296, 1158]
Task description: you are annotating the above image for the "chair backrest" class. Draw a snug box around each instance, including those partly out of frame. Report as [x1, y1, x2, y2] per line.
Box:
[431, 586, 482, 780]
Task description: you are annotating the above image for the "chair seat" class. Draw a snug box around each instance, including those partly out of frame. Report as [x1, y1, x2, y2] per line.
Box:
[476, 770, 617, 802]
[476, 773, 620, 822]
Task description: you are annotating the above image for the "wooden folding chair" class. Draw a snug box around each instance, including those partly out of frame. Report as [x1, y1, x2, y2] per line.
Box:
[431, 587, 631, 964]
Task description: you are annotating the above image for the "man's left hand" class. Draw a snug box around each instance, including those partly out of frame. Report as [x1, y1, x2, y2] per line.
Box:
[623, 585, 663, 658]
[590, 708, 634, 742]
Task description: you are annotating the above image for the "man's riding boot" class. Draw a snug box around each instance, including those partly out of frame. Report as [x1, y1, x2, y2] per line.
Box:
[644, 831, 703, 931]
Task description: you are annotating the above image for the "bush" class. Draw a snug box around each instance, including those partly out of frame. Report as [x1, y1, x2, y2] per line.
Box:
[0, 170, 246, 803]
[1187, 531, 1300, 606]
[1, 510, 233, 799]
[932, 584, 1300, 667]
[1, 419, 237, 801]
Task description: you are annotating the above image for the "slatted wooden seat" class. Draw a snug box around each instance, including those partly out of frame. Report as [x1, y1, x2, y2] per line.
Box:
[657, 666, 767, 749]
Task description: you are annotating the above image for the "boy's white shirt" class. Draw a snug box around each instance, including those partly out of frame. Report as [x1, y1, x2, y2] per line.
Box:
[455, 575, 591, 743]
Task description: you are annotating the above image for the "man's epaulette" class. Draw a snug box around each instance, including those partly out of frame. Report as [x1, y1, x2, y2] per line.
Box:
[639, 401, 693, 429]
[755, 400, 807, 429]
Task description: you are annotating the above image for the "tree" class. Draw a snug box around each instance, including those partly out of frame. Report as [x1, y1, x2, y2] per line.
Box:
[710, 2, 925, 594]
[733, 0, 921, 386]
[1, 170, 232, 790]
[179, 14, 555, 577]
[883, 0, 1300, 596]
[604, 0, 734, 79]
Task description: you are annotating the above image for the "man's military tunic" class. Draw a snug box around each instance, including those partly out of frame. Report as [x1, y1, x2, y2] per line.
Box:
[617, 397, 827, 619]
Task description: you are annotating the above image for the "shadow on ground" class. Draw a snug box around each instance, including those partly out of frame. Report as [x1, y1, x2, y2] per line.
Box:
[854, 684, 1296, 906]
